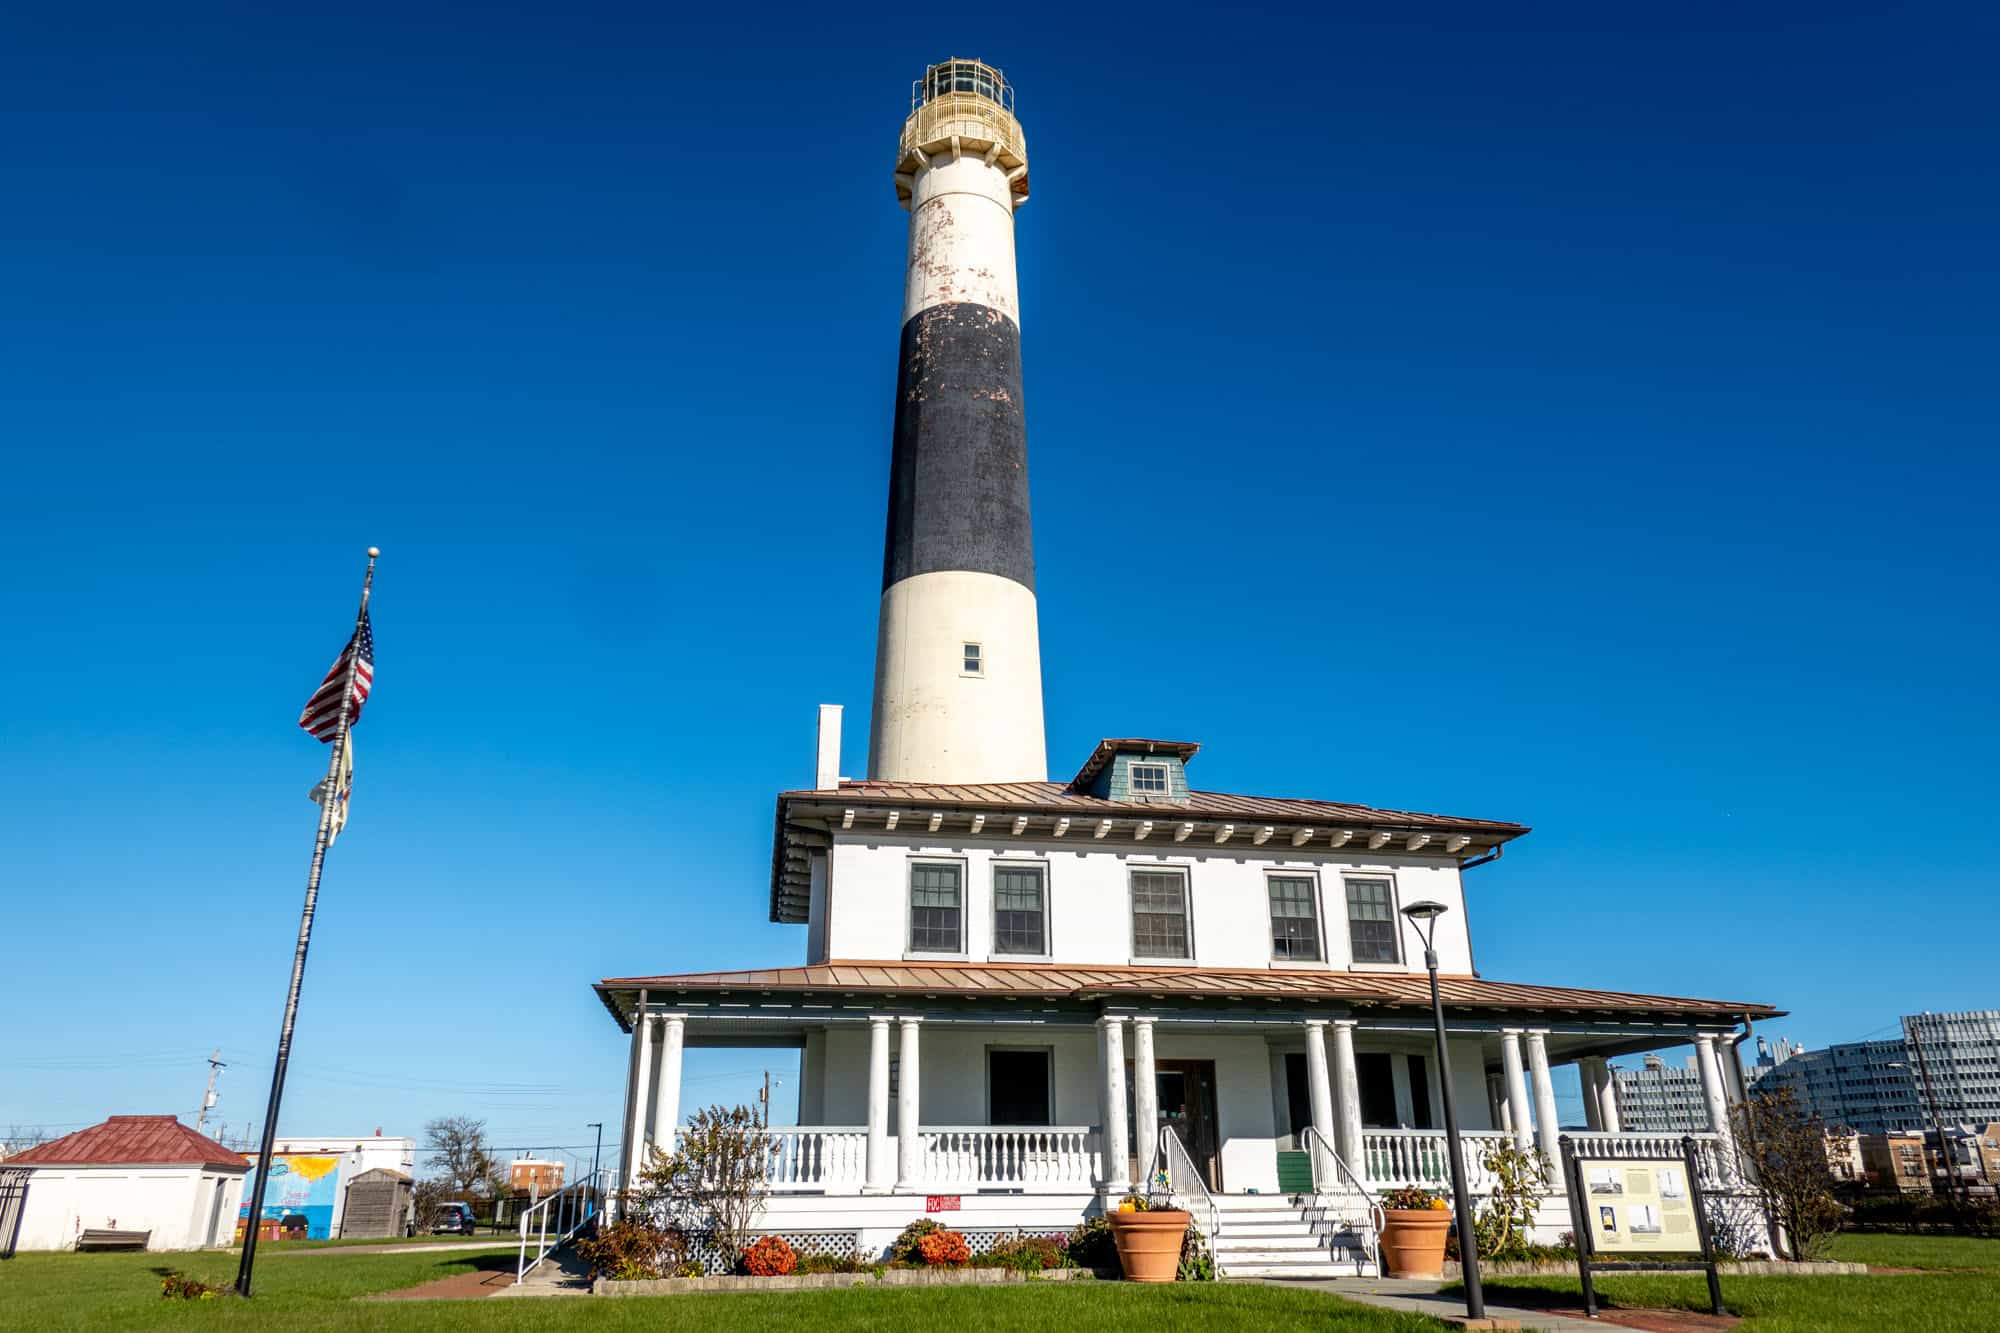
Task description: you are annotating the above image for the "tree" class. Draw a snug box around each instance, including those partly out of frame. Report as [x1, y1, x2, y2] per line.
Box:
[635, 1104, 772, 1271]
[424, 1115, 499, 1198]
[1731, 1086, 1844, 1261]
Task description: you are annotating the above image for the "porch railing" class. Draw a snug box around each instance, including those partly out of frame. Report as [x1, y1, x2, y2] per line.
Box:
[918, 1126, 1097, 1190]
[516, 1167, 613, 1283]
[764, 1126, 868, 1192]
[1158, 1126, 1217, 1265]
[1361, 1129, 1733, 1194]
[1303, 1126, 1382, 1273]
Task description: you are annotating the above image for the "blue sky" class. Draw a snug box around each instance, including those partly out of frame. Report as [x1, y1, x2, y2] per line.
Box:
[3, 3, 1994, 1165]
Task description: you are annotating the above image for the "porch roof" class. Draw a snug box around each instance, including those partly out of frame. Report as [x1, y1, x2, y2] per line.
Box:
[595, 959, 1780, 1031]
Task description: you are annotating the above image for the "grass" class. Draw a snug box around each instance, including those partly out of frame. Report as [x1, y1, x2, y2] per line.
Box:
[1, 1247, 1441, 1332]
[1453, 1232, 2000, 1332]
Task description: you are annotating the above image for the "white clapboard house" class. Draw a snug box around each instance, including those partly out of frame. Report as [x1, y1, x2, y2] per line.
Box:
[596, 58, 1780, 1277]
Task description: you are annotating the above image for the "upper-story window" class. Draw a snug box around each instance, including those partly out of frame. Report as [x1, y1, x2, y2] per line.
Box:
[1131, 868, 1191, 959]
[909, 861, 964, 953]
[1345, 876, 1400, 964]
[1129, 762, 1169, 795]
[1267, 874, 1321, 962]
[962, 643, 983, 676]
[992, 863, 1047, 955]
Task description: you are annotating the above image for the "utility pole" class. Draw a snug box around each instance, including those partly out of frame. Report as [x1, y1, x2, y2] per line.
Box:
[759, 1071, 771, 1127]
[196, 1049, 227, 1132]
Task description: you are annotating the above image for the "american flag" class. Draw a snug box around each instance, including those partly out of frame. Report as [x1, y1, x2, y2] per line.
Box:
[298, 610, 374, 742]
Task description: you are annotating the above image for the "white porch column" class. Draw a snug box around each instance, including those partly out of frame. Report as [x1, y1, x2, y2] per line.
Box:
[1097, 1015, 1131, 1195]
[1695, 1034, 1731, 1134]
[1303, 1020, 1336, 1149]
[1598, 1062, 1623, 1133]
[1131, 1017, 1159, 1186]
[1580, 1058, 1605, 1132]
[1494, 1076, 1514, 1135]
[1330, 1019, 1363, 1167]
[865, 1016, 893, 1192]
[1500, 1029, 1533, 1152]
[625, 1012, 655, 1188]
[650, 1013, 686, 1157]
[895, 1017, 923, 1190]
[1525, 1029, 1561, 1165]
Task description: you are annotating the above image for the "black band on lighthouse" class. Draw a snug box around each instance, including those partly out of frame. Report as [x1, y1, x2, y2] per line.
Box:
[881, 302, 1034, 592]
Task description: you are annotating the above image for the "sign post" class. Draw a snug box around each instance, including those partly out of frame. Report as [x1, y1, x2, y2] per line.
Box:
[1559, 1134, 1725, 1318]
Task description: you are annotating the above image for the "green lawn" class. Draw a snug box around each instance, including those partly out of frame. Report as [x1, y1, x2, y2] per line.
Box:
[1455, 1232, 2000, 1333]
[1, 1247, 1440, 1332]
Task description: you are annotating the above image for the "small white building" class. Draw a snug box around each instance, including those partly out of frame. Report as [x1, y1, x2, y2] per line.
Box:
[2, 1115, 247, 1252]
[241, 1133, 417, 1239]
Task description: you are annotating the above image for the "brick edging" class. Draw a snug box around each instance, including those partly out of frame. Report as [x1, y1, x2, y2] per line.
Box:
[1439, 1259, 1867, 1277]
[594, 1267, 1095, 1295]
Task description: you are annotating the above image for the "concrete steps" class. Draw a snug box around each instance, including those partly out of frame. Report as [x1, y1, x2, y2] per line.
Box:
[1209, 1193, 1376, 1279]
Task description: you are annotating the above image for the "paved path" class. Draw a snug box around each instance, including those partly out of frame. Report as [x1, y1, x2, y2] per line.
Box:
[1257, 1276, 1703, 1331]
[287, 1239, 523, 1258]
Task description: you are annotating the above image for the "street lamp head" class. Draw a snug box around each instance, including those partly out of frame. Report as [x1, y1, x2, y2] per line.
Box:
[1401, 900, 1450, 922]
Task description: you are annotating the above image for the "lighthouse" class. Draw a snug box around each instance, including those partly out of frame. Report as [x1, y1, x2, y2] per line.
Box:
[868, 59, 1047, 785]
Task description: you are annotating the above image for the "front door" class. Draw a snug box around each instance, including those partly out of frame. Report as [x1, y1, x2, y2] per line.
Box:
[1148, 1059, 1221, 1191]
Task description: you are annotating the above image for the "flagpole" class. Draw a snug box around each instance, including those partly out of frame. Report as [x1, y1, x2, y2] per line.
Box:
[235, 547, 378, 1297]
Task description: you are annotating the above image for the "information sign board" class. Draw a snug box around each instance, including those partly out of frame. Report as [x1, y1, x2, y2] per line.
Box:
[1559, 1135, 1725, 1318]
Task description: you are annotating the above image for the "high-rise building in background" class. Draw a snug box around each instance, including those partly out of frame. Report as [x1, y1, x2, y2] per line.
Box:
[1612, 1053, 1714, 1132]
[1748, 1010, 2000, 1136]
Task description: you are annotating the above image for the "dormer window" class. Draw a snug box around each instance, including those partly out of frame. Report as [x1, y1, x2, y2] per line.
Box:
[1129, 763, 1169, 795]
[962, 642, 983, 676]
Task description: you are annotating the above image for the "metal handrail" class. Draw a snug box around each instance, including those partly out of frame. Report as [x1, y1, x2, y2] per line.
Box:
[515, 1167, 613, 1284]
[1156, 1125, 1218, 1268]
[1303, 1125, 1384, 1276]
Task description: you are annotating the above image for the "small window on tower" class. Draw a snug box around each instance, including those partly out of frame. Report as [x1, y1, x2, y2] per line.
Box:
[962, 643, 983, 676]
[1130, 763, 1169, 795]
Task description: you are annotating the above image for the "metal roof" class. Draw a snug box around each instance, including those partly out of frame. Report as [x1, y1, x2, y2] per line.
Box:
[8, 1115, 249, 1172]
[596, 960, 1779, 1030]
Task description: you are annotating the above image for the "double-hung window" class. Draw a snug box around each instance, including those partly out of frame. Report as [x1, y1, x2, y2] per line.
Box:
[1130, 869, 1191, 959]
[1267, 874, 1321, 962]
[992, 863, 1047, 956]
[1129, 762, 1169, 795]
[909, 861, 963, 954]
[1344, 876, 1400, 963]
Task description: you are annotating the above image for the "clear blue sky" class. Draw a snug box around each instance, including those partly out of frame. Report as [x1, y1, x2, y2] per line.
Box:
[4, 3, 1994, 1164]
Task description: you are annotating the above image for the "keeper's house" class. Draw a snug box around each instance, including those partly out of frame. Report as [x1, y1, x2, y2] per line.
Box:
[595, 59, 1781, 1278]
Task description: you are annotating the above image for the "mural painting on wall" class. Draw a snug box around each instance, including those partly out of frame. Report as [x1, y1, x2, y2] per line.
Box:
[239, 1154, 342, 1239]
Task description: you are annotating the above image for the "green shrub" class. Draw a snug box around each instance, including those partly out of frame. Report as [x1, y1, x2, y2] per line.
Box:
[888, 1217, 945, 1264]
[1066, 1215, 1117, 1273]
[159, 1272, 224, 1301]
[982, 1231, 1072, 1272]
[795, 1253, 876, 1275]
[574, 1218, 686, 1280]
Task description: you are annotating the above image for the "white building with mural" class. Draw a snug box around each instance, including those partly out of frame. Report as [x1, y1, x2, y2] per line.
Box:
[239, 1133, 416, 1239]
[596, 58, 1780, 1278]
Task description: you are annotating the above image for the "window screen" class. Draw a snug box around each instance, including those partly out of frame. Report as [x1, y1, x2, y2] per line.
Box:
[1268, 875, 1321, 961]
[1131, 870, 1190, 958]
[992, 864, 1046, 955]
[909, 862, 963, 953]
[1345, 877, 1400, 963]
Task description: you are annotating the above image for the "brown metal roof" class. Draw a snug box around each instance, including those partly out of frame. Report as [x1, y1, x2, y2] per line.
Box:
[788, 780, 1526, 832]
[8, 1115, 249, 1172]
[1067, 738, 1202, 790]
[598, 960, 1779, 1028]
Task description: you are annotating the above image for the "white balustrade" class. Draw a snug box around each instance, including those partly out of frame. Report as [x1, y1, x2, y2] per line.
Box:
[763, 1126, 868, 1192]
[1360, 1128, 1733, 1195]
[916, 1126, 1097, 1191]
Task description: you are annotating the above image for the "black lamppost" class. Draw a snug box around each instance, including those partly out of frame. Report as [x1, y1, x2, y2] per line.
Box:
[1402, 899, 1484, 1323]
[587, 1122, 604, 1218]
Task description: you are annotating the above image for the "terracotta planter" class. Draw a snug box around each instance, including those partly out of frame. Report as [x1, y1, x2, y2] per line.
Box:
[1107, 1209, 1190, 1282]
[1379, 1207, 1453, 1279]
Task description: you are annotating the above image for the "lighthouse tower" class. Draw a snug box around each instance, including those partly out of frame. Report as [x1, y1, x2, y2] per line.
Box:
[868, 59, 1047, 784]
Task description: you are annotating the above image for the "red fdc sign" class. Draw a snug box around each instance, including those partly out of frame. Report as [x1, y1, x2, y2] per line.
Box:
[925, 1195, 961, 1213]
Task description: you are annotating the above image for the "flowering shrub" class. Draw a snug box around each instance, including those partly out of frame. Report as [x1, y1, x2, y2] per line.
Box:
[983, 1232, 1070, 1272]
[742, 1234, 797, 1277]
[916, 1228, 972, 1267]
[1381, 1185, 1449, 1212]
[575, 1218, 688, 1280]
[888, 1217, 945, 1263]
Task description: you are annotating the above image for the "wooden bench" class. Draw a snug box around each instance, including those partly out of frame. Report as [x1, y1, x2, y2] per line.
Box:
[77, 1228, 151, 1251]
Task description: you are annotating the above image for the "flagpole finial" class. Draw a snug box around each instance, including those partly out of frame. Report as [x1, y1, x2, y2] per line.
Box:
[367, 547, 381, 559]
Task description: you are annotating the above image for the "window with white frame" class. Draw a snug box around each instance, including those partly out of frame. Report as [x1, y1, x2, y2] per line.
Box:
[1344, 876, 1400, 963]
[992, 863, 1047, 956]
[1130, 868, 1191, 959]
[909, 861, 964, 953]
[1129, 762, 1169, 795]
[1267, 874, 1321, 962]
[961, 642, 983, 676]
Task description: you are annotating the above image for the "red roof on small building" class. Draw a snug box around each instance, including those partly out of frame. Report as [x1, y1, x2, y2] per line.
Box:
[8, 1116, 250, 1172]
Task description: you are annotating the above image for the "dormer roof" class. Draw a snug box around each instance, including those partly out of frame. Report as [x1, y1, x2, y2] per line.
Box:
[1067, 738, 1201, 791]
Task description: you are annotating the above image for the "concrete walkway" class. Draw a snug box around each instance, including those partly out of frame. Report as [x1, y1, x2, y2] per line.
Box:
[288, 1239, 524, 1258]
[1257, 1276, 1644, 1331]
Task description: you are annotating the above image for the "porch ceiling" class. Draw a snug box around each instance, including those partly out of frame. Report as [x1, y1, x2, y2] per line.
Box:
[594, 959, 1780, 1032]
